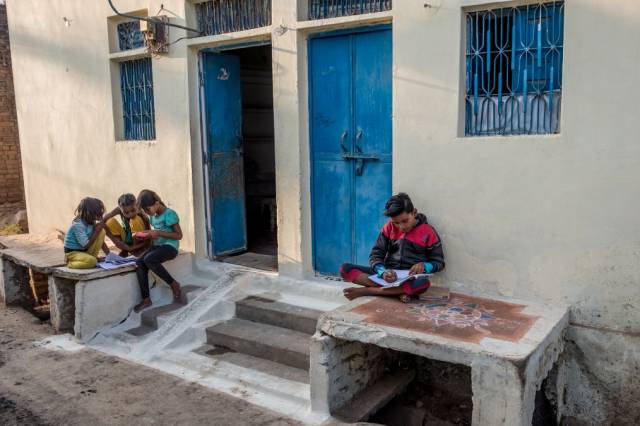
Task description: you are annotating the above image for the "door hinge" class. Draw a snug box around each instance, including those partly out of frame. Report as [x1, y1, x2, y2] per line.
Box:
[202, 150, 209, 164]
[199, 70, 204, 87]
[206, 227, 212, 243]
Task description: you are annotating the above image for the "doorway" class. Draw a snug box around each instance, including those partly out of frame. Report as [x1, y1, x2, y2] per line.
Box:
[201, 44, 277, 271]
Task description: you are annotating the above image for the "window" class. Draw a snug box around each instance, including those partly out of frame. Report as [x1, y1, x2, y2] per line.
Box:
[465, 1, 564, 136]
[120, 58, 155, 140]
[117, 21, 146, 51]
[195, 0, 271, 36]
[308, 0, 392, 20]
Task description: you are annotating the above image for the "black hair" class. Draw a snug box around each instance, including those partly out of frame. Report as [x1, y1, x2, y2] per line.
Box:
[117, 193, 137, 208]
[384, 193, 415, 217]
[137, 189, 165, 209]
[74, 197, 105, 224]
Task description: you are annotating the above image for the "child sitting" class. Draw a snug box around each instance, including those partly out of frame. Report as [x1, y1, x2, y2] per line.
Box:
[63, 197, 110, 269]
[133, 190, 183, 313]
[340, 193, 445, 302]
[105, 193, 151, 257]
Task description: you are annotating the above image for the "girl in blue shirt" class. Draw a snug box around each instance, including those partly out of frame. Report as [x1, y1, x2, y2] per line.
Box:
[63, 197, 110, 269]
[133, 189, 183, 312]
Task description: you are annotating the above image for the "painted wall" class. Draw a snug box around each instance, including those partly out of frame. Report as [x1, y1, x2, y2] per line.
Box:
[6, 0, 640, 423]
[391, 1, 640, 423]
[6, 0, 195, 249]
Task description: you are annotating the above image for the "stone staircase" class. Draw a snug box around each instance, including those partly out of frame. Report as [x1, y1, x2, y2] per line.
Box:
[85, 261, 409, 424]
[199, 295, 323, 382]
[126, 284, 203, 336]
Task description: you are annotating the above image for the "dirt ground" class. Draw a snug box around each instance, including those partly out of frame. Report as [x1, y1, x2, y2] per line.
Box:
[0, 306, 300, 426]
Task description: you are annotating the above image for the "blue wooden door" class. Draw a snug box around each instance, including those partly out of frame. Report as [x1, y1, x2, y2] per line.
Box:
[310, 28, 392, 275]
[202, 52, 248, 256]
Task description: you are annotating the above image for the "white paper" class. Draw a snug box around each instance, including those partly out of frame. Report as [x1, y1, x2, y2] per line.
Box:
[368, 269, 432, 288]
[98, 253, 137, 270]
[105, 253, 136, 264]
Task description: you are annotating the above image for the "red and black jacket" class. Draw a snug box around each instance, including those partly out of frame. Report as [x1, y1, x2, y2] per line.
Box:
[369, 213, 445, 272]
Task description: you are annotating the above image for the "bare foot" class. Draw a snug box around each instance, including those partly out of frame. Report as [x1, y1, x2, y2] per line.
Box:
[399, 294, 416, 303]
[343, 287, 370, 301]
[134, 298, 152, 313]
[170, 281, 181, 301]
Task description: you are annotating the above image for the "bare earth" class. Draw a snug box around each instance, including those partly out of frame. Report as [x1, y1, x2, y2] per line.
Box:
[0, 306, 300, 426]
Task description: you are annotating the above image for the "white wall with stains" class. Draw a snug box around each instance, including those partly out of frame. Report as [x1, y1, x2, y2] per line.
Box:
[6, 0, 196, 250]
[6, 0, 640, 423]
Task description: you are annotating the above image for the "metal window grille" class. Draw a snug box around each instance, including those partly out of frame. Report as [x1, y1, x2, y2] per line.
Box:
[465, 1, 564, 136]
[120, 58, 156, 140]
[195, 0, 272, 36]
[117, 21, 146, 51]
[308, 0, 391, 20]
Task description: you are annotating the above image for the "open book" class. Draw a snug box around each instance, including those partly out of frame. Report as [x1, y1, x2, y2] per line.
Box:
[97, 253, 137, 270]
[368, 269, 432, 288]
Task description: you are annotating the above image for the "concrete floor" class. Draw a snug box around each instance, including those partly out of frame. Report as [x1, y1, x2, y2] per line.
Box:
[0, 305, 300, 426]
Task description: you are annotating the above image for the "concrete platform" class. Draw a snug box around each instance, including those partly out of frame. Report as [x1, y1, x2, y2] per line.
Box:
[0, 234, 64, 307]
[50, 253, 193, 340]
[311, 293, 569, 426]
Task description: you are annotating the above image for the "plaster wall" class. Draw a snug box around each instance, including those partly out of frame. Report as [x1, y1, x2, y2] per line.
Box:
[6, 0, 195, 249]
[390, 1, 640, 423]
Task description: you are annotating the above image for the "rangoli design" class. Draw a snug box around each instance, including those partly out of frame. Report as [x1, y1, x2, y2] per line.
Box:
[351, 293, 539, 344]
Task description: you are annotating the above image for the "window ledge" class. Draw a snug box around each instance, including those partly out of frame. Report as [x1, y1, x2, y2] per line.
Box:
[115, 139, 157, 146]
[109, 47, 150, 62]
[295, 10, 392, 32]
[185, 26, 272, 49]
[454, 133, 562, 143]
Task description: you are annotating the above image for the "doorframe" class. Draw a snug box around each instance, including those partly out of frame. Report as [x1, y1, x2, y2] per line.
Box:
[307, 24, 393, 274]
[198, 39, 273, 259]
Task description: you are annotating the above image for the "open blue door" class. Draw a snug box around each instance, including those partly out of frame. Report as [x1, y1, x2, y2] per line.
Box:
[310, 28, 392, 275]
[202, 52, 247, 256]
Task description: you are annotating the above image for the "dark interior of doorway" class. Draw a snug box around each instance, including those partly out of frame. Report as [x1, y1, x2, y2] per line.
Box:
[220, 45, 278, 272]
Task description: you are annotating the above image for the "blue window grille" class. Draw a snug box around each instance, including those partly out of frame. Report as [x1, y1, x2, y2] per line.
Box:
[308, 0, 391, 20]
[117, 21, 146, 51]
[195, 0, 272, 36]
[120, 58, 156, 140]
[465, 1, 564, 136]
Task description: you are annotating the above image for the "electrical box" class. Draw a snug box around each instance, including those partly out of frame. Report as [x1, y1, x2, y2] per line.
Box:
[139, 16, 169, 54]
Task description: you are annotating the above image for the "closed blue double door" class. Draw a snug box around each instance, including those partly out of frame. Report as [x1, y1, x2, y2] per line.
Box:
[310, 28, 392, 275]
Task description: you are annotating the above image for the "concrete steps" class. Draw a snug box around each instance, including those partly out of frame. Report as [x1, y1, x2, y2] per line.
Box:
[333, 369, 415, 423]
[203, 296, 324, 376]
[194, 344, 309, 384]
[206, 318, 311, 370]
[126, 284, 202, 336]
[235, 295, 323, 335]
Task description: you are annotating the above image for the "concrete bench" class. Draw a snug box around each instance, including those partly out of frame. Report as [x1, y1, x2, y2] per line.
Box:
[0, 234, 64, 308]
[50, 253, 192, 342]
[0, 234, 192, 342]
[310, 292, 569, 425]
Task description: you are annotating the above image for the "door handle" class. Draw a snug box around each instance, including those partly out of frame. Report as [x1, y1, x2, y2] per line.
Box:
[355, 128, 364, 153]
[341, 153, 379, 160]
[340, 130, 348, 153]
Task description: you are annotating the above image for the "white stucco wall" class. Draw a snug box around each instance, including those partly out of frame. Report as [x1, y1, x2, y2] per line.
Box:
[6, 0, 640, 422]
[6, 0, 196, 250]
[390, 2, 640, 422]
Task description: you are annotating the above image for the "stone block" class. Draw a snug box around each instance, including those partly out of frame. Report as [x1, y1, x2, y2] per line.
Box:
[0, 256, 32, 307]
[48, 275, 76, 333]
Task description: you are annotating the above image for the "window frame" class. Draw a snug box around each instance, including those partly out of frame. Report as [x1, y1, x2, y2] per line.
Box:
[462, 1, 565, 137]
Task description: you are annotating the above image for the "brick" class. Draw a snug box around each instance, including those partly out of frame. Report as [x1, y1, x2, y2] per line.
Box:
[0, 5, 24, 206]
